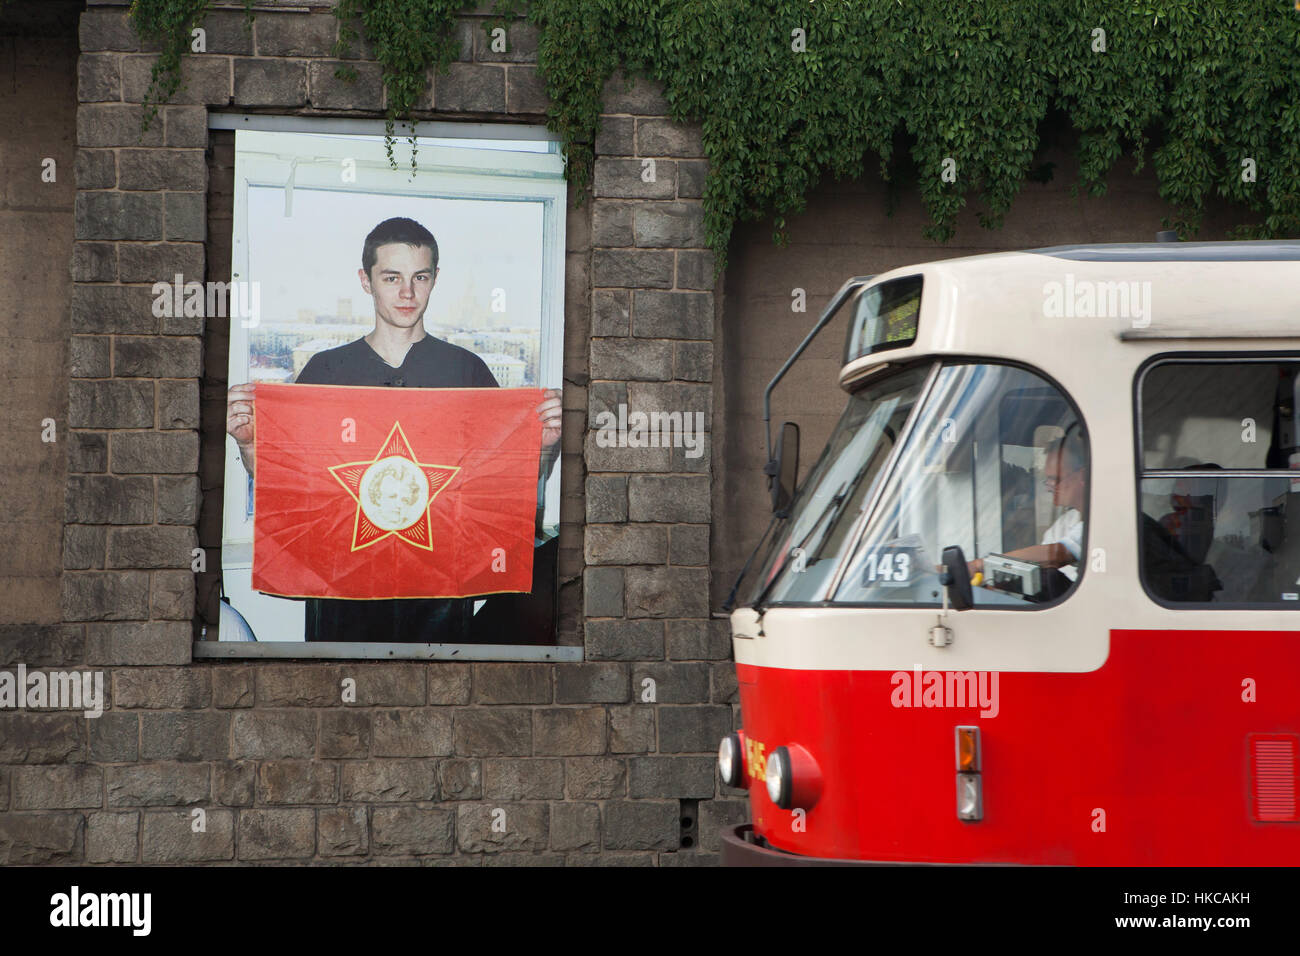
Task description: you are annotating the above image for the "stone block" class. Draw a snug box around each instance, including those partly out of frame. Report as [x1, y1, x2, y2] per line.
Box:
[75, 150, 116, 190]
[589, 338, 674, 380]
[76, 192, 163, 245]
[625, 567, 710, 618]
[631, 662, 711, 704]
[608, 705, 655, 753]
[117, 148, 207, 190]
[110, 431, 199, 473]
[550, 801, 600, 853]
[592, 289, 630, 336]
[340, 760, 438, 802]
[658, 705, 732, 753]
[636, 118, 704, 157]
[564, 756, 627, 799]
[628, 475, 711, 522]
[66, 475, 153, 523]
[506, 65, 548, 113]
[319, 710, 371, 758]
[594, 158, 676, 199]
[113, 666, 209, 708]
[231, 711, 316, 759]
[437, 758, 481, 800]
[456, 803, 547, 853]
[142, 809, 234, 862]
[633, 201, 705, 248]
[62, 572, 149, 622]
[584, 475, 627, 523]
[257, 760, 338, 804]
[69, 380, 153, 429]
[481, 758, 564, 800]
[584, 525, 667, 566]
[68, 432, 108, 473]
[533, 708, 606, 756]
[592, 248, 674, 288]
[63, 525, 106, 570]
[212, 667, 254, 708]
[435, 62, 505, 112]
[0, 814, 83, 864]
[89, 712, 139, 762]
[232, 58, 308, 107]
[453, 708, 532, 756]
[318, 807, 368, 856]
[471, 663, 552, 704]
[308, 59, 383, 109]
[582, 568, 624, 619]
[669, 524, 710, 565]
[12, 765, 103, 809]
[602, 800, 678, 850]
[107, 762, 209, 807]
[87, 811, 138, 863]
[583, 619, 664, 662]
[628, 756, 716, 798]
[372, 709, 453, 757]
[106, 526, 197, 569]
[84, 621, 191, 665]
[70, 333, 112, 377]
[373, 806, 456, 855]
[140, 711, 230, 761]
[237, 808, 314, 860]
[595, 115, 635, 156]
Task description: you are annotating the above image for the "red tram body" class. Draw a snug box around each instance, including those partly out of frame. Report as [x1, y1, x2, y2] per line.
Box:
[721, 243, 1300, 865]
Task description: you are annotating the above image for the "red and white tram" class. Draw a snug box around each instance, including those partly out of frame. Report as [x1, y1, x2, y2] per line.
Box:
[720, 240, 1300, 865]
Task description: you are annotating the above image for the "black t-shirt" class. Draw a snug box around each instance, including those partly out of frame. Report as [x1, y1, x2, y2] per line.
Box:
[292, 334, 498, 642]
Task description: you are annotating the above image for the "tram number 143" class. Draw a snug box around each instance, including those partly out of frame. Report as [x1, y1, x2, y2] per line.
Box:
[861, 549, 915, 587]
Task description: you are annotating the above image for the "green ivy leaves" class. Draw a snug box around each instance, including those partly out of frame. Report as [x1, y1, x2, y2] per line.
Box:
[127, 0, 1300, 268]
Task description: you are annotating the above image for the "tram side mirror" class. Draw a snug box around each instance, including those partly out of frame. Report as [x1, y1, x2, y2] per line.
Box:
[767, 421, 800, 515]
[939, 546, 974, 611]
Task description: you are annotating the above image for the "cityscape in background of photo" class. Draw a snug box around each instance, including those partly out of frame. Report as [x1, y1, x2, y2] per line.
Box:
[248, 282, 540, 388]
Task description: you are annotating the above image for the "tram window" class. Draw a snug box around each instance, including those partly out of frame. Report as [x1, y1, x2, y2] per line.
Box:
[1141, 362, 1283, 470]
[830, 363, 1087, 608]
[745, 364, 930, 606]
[1138, 359, 1300, 606]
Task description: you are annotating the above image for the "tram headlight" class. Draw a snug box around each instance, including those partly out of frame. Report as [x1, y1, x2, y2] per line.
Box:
[718, 733, 744, 788]
[766, 746, 792, 808]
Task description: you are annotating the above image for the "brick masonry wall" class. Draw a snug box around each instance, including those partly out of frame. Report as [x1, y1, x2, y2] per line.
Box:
[0, 0, 746, 865]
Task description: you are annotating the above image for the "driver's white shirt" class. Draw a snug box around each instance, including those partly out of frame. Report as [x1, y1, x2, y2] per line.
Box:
[1043, 508, 1083, 581]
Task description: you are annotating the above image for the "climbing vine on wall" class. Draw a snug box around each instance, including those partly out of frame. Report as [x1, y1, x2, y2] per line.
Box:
[125, 0, 1300, 270]
[127, 0, 255, 130]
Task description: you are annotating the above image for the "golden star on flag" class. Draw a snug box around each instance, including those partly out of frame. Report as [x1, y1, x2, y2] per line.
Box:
[328, 421, 460, 553]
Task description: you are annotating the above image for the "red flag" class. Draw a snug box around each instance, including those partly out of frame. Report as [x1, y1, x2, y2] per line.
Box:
[251, 383, 544, 600]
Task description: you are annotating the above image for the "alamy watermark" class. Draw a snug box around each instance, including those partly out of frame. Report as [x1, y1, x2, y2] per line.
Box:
[0, 664, 104, 718]
[891, 667, 999, 718]
[151, 274, 262, 328]
[50, 886, 150, 936]
[1043, 274, 1152, 328]
[592, 403, 706, 459]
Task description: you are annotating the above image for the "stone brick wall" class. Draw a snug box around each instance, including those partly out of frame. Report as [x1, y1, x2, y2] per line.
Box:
[0, 0, 744, 865]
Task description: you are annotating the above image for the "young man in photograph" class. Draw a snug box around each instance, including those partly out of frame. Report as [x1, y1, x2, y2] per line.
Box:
[226, 216, 562, 642]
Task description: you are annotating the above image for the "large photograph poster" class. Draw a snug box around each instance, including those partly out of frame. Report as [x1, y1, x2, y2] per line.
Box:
[219, 128, 567, 646]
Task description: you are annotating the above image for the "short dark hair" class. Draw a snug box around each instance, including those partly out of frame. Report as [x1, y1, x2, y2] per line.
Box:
[1046, 422, 1087, 473]
[362, 217, 439, 280]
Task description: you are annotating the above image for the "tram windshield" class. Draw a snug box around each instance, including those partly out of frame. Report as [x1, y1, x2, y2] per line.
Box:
[747, 362, 1088, 608]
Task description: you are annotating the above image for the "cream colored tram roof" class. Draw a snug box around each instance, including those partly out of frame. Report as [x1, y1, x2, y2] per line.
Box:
[840, 240, 1300, 389]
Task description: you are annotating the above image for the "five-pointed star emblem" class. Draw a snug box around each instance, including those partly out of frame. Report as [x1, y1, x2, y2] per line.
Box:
[328, 422, 460, 552]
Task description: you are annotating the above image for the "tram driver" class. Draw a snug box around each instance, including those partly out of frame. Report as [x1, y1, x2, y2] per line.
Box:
[968, 426, 1086, 598]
